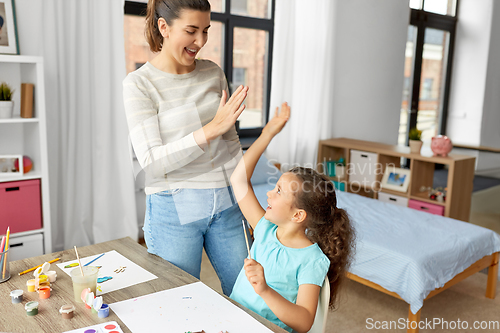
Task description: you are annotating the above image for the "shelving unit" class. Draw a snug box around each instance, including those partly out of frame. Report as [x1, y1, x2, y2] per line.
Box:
[317, 137, 476, 221]
[0, 55, 52, 259]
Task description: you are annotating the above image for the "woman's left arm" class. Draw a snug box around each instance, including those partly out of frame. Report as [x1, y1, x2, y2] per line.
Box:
[244, 259, 320, 333]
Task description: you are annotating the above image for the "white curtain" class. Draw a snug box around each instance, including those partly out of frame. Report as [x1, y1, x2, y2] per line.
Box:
[24, 0, 138, 250]
[267, 0, 337, 168]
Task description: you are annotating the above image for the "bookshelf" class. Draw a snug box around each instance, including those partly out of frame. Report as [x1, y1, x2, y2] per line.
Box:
[0, 55, 52, 258]
[317, 138, 476, 221]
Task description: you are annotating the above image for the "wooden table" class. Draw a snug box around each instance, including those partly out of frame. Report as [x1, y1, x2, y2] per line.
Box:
[0, 237, 287, 333]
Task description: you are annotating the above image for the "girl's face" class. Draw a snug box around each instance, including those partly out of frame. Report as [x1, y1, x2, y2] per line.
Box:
[265, 173, 301, 224]
[162, 9, 210, 72]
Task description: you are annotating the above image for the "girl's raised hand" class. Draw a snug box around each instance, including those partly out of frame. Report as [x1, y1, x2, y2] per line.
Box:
[206, 85, 249, 140]
[244, 258, 269, 296]
[262, 102, 290, 137]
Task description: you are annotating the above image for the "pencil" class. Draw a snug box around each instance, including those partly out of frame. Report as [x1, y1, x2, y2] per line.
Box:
[242, 220, 252, 260]
[2, 227, 10, 279]
[0, 235, 5, 253]
[18, 258, 61, 276]
[0, 235, 5, 277]
[84, 253, 105, 266]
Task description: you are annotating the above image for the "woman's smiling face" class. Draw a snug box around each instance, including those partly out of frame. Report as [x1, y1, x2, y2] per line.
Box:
[161, 9, 211, 72]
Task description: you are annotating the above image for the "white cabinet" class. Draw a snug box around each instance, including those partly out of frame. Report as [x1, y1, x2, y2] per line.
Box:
[378, 192, 409, 207]
[0, 55, 52, 256]
[349, 150, 379, 185]
[8, 233, 44, 261]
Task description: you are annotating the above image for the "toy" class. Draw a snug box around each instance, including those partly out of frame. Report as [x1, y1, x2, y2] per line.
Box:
[14, 156, 33, 174]
[431, 135, 453, 157]
[429, 187, 447, 202]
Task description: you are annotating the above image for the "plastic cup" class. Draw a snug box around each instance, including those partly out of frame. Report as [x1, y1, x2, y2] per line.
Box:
[46, 270, 57, 282]
[10, 289, 23, 303]
[26, 279, 36, 292]
[59, 304, 75, 319]
[0, 249, 10, 283]
[25, 301, 39, 316]
[98, 304, 109, 318]
[70, 266, 99, 303]
[38, 286, 51, 299]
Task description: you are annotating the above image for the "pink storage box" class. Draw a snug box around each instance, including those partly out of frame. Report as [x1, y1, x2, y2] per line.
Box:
[0, 179, 42, 234]
[408, 199, 444, 216]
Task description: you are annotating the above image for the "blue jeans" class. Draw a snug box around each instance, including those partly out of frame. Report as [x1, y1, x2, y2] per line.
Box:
[143, 186, 249, 296]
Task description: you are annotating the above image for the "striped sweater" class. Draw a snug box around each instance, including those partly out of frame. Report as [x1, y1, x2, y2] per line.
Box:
[123, 59, 242, 195]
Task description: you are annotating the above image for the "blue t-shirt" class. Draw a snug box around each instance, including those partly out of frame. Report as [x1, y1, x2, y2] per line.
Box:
[230, 217, 330, 332]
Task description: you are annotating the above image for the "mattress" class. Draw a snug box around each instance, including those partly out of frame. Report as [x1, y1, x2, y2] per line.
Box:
[336, 190, 500, 314]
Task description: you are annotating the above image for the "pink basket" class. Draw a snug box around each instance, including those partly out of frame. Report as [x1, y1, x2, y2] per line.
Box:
[0, 179, 42, 233]
[408, 199, 444, 216]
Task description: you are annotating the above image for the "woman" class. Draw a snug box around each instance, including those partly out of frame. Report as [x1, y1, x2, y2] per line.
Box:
[123, 0, 249, 296]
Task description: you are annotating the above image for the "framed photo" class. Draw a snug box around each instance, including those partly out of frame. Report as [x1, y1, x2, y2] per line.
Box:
[0, 155, 23, 176]
[381, 166, 411, 193]
[0, 0, 19, 55]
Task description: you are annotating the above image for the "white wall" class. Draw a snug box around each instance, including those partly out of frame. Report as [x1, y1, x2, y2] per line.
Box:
[447, 0, 492, 146]
[481, 0, 500, 148]
[13, 0, 43, 56]
[478, 0, 500, 175]
[331, 0, 409, 145]
[447, 0, 500, 176]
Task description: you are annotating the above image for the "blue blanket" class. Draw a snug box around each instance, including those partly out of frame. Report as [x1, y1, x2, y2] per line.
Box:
[337, 191, 500, 314]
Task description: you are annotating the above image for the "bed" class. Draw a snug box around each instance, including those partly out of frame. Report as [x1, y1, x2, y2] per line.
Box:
[337, 191, 500, 333]
[251, 156, 500, 333]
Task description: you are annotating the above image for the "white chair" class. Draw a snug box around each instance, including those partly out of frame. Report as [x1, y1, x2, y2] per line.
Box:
[307, 276, 330, 333]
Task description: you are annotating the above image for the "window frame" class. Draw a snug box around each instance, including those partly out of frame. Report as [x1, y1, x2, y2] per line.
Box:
[406, 4, 458, 143]
[124, 0, 276, 139]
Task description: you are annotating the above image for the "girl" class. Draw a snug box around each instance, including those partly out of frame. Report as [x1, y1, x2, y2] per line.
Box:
[230, 103, 355, 333]
[123, 0, 250, 296]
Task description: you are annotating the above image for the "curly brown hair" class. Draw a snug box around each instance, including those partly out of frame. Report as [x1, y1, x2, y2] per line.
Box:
[288, 167, 355, 309]
[145, 0, 211, 53]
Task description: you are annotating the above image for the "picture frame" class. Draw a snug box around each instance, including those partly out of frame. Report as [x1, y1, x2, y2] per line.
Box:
[0, 154, 23, 176]
[0, 0, 19, 55]
[380, 166, 411, 193]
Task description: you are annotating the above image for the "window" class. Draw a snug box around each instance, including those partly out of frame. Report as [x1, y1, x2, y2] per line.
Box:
[231, 0, 248, 15]
[124, 0, 275, 138]
[232, 67, 246, 88]
[399, 0, 458, 146]
[421, 78, 434, 100]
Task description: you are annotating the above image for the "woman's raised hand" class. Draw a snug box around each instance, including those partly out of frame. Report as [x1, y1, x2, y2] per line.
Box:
[262, 102, 290, 137]
[205, 85, 249, 141]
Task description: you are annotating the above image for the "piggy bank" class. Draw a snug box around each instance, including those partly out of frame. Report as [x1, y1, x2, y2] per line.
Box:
[431, 135, 453, 157]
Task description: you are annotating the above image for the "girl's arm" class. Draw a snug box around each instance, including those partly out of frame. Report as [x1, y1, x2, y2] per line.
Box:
[230, 103, 290, 229]
[244, 259, 320, 333]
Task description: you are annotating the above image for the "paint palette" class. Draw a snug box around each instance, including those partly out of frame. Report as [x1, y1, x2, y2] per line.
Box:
[62, 321, 124, 333]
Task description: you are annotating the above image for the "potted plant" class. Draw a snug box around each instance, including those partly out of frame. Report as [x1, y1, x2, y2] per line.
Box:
[408, 127, 423, 154]
[0, 82, 14, 119]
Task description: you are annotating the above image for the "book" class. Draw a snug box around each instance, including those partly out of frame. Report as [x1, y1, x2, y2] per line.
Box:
[20, 83, 34, 118]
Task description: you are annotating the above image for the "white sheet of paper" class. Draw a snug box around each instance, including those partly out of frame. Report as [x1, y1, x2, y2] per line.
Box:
[56, 250, 157, 296]
[109, 281, 275, 333]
